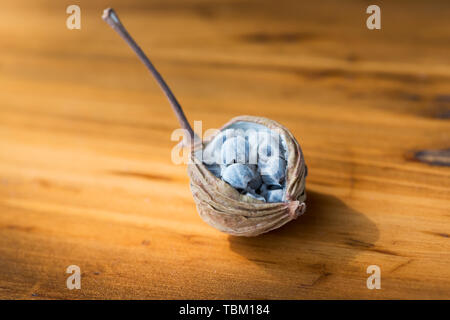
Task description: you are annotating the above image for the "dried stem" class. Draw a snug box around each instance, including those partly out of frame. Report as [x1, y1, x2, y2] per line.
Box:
[102, 8, 194, 139]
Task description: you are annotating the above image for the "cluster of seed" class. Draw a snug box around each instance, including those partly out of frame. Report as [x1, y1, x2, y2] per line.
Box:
[202, 128, 287, 203]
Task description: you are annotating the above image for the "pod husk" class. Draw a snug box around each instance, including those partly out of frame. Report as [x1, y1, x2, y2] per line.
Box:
[188, 115, 307, 236]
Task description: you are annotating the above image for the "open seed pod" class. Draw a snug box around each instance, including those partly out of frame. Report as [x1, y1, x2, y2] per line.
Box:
[102, 9, 307, 237]
[188, 115, 307, 237]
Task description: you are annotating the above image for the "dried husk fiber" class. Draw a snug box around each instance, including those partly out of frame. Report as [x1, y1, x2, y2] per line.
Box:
[188, 115, 307, 236]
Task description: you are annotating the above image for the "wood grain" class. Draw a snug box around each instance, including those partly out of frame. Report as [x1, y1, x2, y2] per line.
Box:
[0, 0, 449, 299]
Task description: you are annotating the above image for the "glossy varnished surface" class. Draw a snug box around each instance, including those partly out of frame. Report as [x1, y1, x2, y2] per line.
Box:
[0, 0, 449, 299]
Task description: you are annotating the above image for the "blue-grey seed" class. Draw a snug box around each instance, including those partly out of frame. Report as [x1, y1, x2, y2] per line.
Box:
[220, 136, 249, 165]
[222, 163, 255, 189]
[259, 183, 269, 196]
[265, 189, 284, 203]
[258, 133, 281, 161]
[205, 164, 222, 178]
[203, 129, 236, 165]
[259, 157, 286, 185]
[248, 172, 262, 190]
[246, 131, 259, 165]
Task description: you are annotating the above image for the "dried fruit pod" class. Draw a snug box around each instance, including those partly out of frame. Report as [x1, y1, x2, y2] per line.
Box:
[101, 11, 306, 236]
[188, 115, 307, 236]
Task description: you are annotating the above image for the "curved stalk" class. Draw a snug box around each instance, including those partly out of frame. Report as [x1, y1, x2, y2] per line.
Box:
[102, 8, 194, 140]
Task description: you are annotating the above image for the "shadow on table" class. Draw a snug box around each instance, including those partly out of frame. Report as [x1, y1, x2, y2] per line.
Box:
[228, 190, 379, 277]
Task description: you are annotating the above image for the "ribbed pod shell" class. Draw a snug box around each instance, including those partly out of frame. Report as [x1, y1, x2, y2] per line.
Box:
[188, 115, 307, 236]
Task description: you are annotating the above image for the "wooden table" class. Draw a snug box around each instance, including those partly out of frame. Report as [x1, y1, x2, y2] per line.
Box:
[0, 0, 449, 299]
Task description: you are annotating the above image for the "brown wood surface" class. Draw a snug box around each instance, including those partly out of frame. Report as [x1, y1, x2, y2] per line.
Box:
[0, 0, 449, 299]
